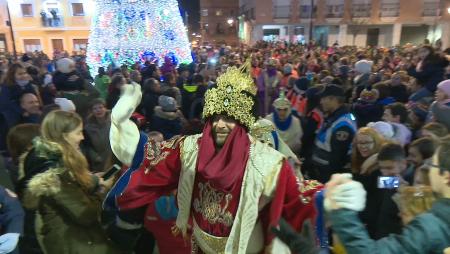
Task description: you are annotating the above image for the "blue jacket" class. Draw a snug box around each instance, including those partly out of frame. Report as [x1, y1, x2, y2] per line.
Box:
[330, 198, 450, 254]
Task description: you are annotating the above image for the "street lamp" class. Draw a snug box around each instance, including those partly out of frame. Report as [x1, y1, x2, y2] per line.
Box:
[227, 18, 234, 26]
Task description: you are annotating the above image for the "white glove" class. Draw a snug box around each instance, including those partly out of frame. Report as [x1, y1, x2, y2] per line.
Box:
[111, 84, 142, 124]
[110, 84, 142, 166]
[332, 181, 367, 211]
[0, 233, 20, 254]
[325, 174, 367, 212]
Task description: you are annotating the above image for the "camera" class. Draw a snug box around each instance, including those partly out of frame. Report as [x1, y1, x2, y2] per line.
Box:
[377, 176, 400, 189]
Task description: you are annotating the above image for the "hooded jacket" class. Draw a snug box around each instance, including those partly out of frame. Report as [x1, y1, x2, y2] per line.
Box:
[20, 137, 121, 254]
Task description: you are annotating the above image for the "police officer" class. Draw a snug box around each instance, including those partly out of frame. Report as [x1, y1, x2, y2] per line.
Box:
[0, 185, 24, 254]
[311, 84, 357, 183]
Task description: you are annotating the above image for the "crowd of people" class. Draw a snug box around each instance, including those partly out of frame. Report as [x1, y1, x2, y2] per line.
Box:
[0, 39, 449, 254]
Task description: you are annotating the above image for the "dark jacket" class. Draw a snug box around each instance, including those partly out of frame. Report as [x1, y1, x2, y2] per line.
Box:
[53, 71, 85, 91]
[311, 106, 356, 183]
[83, 112, 112, 172]
[0, 83, 39, 153]
[139, 91, 160, 121]
[0, 185, 24, 254]
[21, 137, 121, 254]
[407, 57, 448, 92]
[329, 198, 450, 254]
[150, 106, 182, 139]
[389, 83, 409, 103]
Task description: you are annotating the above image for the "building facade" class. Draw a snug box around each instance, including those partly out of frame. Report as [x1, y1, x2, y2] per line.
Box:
[5, 0, 94, 56]
[0, 0, 13, 53]
[200, 0, 239, 45]
[239, 0, 450, 48]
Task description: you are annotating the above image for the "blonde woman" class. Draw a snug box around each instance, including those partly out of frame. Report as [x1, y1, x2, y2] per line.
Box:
[21, 110, 121, 254]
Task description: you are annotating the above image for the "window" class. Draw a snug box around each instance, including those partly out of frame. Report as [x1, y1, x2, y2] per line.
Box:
[73, 39, 88, 51]
[216, 10, 222, 16]
[326, 0, 344, 18]
[380, 0, 399, 17]
[201, 9, 208, 17]
[71, 3, 85, 16]
[21, 4, 33, 17]
[23, 39, 41, 52]
[423, 0, 441, 16]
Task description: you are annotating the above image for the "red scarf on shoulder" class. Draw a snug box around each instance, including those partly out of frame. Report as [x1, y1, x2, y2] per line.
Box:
[197, 121, 250, 192]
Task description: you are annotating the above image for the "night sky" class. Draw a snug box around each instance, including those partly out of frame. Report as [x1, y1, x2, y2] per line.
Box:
[178, 0, 200, 33]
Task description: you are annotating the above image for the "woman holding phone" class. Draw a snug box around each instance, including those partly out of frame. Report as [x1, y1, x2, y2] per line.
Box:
[21, 110, 121, 254]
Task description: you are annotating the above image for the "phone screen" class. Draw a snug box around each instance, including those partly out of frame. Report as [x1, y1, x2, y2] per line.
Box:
[377, 176, 400, 189]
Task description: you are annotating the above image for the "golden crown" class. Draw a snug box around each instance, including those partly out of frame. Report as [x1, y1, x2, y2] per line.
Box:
[203, 60, 257, 128]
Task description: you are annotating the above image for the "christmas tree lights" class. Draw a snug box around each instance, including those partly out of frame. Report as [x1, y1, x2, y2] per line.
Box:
[86, 0, 193, 77]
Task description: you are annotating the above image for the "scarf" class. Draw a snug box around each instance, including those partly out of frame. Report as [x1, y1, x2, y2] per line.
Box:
[197, 121, 250, 192]
[273, 111, 292, 131]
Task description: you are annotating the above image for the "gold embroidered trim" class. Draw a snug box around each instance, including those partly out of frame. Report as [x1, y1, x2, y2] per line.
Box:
[193, 182, 234, 227]
[145, 136, 184, 174]
[193, 219, 228, 254]
[298, 180, 321, 204]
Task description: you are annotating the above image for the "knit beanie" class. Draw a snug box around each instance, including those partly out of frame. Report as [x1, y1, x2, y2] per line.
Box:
[355, 60, 373, 74]
[437, 79, 450, 98]
[368, 121, 394, 140]
[54, 98, 76, 112]
[158, 95, 177, 112]
[56, 58, 75, 74]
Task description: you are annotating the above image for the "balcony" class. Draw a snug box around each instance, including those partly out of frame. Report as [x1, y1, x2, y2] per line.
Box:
[274, 5, 290, 19]
[380, 3, 400, 17]
[41, 16, 64, 28]
[300, 5, 316, 19]
[423, 2, 441, 16]
[351, 4, 371, 18]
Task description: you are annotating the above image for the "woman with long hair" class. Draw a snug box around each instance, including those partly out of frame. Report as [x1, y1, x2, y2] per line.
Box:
[21, 110, 120, 254]
[351, 127, 385, 176]
[351, 127, 387, 239]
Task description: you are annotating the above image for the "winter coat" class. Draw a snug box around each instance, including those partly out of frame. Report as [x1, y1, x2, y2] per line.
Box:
[0, 83, 39, 153]
[150, 106, 182, 139]
[21, 137, 121, 254]
[389, 84, 409, 103]
[58, 83, 100, 119]
[330, 198, 450, 254]
[94, 75, 111, 100]
[407, 58, 448, 93]
[53, 71, 85, 92]
[83, 112, 112, 172]
[139, 91, 160, 121]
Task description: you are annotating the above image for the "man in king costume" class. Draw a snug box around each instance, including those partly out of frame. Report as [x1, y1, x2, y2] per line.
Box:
[105, 61, 323, 253]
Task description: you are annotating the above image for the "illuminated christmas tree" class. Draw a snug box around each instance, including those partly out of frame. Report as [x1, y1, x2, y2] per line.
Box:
[86, 0, 192, 76]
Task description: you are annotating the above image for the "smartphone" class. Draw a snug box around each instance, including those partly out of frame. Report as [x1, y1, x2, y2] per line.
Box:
[377, 176, 400, 189]
[102, 164, 121, 181]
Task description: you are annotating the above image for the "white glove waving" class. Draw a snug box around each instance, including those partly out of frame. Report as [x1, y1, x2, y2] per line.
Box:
[325, 174, 367, 212]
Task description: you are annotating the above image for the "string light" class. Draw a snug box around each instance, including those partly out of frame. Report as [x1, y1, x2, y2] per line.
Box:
[86, 0, 193, 77]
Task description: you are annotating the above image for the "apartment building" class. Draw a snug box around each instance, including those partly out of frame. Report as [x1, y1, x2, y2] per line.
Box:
[239, 0, 450, 48]
[200, 0, 240, 45]
[5, 0, 94, 55]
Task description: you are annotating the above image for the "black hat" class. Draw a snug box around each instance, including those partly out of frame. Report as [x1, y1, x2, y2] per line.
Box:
[320, 84, 345, 98]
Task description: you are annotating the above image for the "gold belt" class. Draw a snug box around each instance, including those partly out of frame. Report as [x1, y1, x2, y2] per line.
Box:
[193, 219, 228, 254]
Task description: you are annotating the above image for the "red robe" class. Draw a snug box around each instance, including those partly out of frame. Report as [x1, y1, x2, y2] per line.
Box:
[114, 135, 322, 253]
